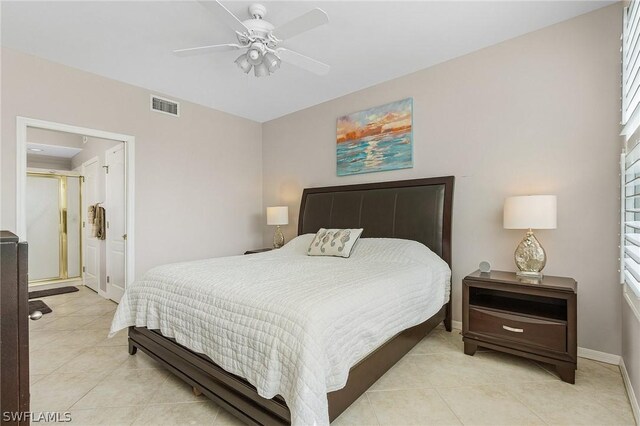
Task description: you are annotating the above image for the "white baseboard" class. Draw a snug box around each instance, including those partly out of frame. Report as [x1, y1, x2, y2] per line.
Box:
[577, 347, 621, 365]
[28, 279, 83, 292]
[451, 320, 462, 330]
[620, 357, 640, 425]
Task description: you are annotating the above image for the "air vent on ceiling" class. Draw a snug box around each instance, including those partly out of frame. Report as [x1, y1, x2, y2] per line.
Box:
[150, 95, 180, 117]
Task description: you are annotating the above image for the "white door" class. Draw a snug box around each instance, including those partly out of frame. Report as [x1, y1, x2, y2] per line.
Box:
[105, 144, 126, 302]
[81, 158, 101, 293]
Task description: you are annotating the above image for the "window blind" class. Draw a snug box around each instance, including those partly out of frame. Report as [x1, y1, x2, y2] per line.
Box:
[622, 2, 640, 298]
[623, 1, 640, 135]
[623, 144, 640, 297]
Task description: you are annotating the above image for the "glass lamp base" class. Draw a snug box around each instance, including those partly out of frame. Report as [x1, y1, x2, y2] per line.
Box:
[514, 229, 546, 281]
[516, 270, 543, 279]
[273, 226, 285, 249]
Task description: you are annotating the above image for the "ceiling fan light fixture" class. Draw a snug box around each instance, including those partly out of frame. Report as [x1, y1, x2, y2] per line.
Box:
[246, 42, 265, 66]
[263, 52, 280, 72]
[254, 62, 269, 77]
[235, 53, 252, 73]
[247, 49, 261, 65]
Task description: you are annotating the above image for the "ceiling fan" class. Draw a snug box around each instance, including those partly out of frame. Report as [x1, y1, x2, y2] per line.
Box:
[174, 1, 330, 78]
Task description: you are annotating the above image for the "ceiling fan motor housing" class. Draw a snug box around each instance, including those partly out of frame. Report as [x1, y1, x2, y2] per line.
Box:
[248, 4, 267, 19]
[238, 18, 275, 46]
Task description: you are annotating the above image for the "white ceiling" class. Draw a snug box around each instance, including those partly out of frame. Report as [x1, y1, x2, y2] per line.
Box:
[2, 1, 613, 123]
[27, 143, 82, 158]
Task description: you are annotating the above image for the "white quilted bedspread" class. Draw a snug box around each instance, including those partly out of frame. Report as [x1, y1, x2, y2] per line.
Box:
[110, 235, 450, 425]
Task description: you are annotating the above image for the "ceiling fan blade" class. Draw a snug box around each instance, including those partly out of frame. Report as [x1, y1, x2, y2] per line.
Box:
[199, 1, 249, 34]
[277, 48, 330, 75]
[272, 8, 328, 41]
[173, 43, 242, 57]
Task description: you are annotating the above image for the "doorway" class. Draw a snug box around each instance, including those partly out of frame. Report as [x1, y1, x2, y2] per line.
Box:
[16, 117, 135, 303]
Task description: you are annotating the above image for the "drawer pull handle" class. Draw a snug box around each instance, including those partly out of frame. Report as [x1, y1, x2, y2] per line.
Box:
[502, 325, 524, 333]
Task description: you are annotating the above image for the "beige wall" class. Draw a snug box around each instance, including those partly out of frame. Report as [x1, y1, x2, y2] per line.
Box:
[27, 154, 72, 171]
[1, 48, 264, 278]
[262, 4, 623, 354]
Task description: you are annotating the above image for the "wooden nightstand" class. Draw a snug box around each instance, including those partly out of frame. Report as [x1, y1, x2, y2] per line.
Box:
[244, 248, 274, 255]
[462, 270, 577, 383]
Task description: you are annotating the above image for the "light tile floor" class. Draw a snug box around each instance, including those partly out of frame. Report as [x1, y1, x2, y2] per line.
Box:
[30, 286, 637, 425]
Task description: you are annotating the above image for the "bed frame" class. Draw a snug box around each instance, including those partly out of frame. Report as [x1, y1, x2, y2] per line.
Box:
[128, 176, 454, 425]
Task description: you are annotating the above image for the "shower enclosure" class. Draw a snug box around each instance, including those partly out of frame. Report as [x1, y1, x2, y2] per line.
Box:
[26, 172, 82, 285]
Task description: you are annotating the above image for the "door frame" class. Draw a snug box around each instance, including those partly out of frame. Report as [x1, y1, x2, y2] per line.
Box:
[16, 116, 135, 292]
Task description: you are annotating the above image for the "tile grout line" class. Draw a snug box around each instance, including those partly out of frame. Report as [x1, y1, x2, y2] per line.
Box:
[124, 373, 175, 425]
[34, 290, 124, 392]
[40, 290, 123, 409]
[432, 386, 467, 425]
[67, 355, 162, 412]
[63, 372, 113, 413]
[366, 378, 569, 393]
[364, 392, 382, 426]
[569, 376, 637, 422]
[506, 385, 551, 425]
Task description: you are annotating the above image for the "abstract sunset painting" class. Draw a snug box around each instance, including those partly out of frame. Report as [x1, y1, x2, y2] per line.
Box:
[336, 98, 413, 176]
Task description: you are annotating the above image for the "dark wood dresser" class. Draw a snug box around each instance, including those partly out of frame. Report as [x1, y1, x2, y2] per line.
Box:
[462, 270, 577, 383]
[1, 231, 30, 424]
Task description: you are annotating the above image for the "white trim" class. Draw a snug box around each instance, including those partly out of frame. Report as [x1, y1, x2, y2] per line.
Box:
[29, 279, 83, 292]
[622, 103, 640, 138]
[627, 275, 640, 300]
[620, 357, 640, 424]
[27, 167, 81, 177]
[622, 152, 627, 285]
[16, 116, 136, 296]
[625, 284, 640, 322]
[577, 347, 621, 365]
[452, 320, 462, 330]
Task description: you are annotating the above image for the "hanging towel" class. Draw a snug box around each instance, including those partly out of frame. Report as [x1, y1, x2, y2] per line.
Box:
[87, 205, 96, 224]
[93, 205, 106, 240]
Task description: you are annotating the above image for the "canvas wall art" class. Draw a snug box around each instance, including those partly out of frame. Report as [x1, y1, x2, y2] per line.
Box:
[336, 98, 413, 176]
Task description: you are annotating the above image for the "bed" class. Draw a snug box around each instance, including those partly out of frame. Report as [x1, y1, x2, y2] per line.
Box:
[111, 176, 454, 425]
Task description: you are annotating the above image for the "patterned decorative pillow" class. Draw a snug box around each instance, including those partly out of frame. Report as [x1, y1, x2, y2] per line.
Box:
[307, 228, 364, 258]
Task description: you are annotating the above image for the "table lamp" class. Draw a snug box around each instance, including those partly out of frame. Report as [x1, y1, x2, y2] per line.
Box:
[267, 206, 288, 248]
[503, 195, 557, 279]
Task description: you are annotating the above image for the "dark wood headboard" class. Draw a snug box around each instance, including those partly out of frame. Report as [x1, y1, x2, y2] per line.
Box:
[298, 177, 454, 267]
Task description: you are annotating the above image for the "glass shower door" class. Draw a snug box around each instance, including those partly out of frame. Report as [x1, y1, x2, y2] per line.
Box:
[26, 175, 61, 281]
[26, 173, 82, 284]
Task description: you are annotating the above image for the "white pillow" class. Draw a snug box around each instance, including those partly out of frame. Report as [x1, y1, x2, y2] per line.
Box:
[307, 228, 363, 258]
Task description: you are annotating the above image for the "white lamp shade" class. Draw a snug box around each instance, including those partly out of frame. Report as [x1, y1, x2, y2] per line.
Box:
[267, 206, 289, 226]
[503, 195, 557, 230]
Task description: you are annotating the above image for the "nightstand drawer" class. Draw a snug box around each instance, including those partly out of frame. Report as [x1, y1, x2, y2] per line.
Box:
[468, 306, 566, 353]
